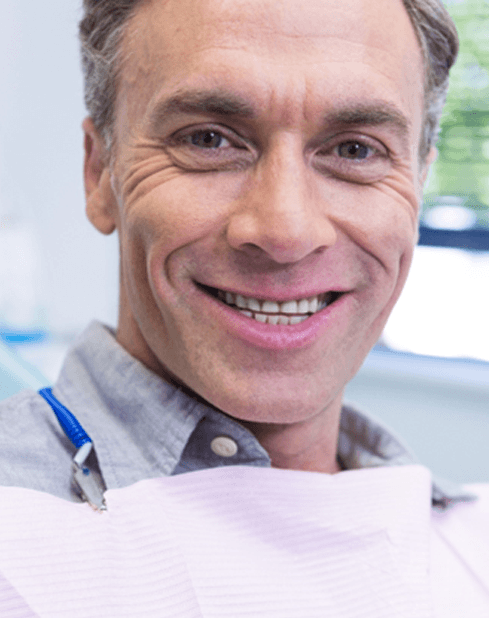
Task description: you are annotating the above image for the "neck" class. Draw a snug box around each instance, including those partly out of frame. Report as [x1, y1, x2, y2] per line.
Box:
[240, 396, 344, 475]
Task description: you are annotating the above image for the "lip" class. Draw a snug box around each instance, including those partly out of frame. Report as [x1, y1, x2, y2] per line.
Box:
[192, 281, 350, 350]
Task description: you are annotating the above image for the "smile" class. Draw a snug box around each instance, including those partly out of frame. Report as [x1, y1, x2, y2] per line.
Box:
[199, 285, 340, 325]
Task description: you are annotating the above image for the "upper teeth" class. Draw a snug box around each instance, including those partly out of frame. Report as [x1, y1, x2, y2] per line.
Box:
[217, 290, 328, 317]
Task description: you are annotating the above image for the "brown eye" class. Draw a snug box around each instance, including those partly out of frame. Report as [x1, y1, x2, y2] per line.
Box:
[191, 130, 226, 148]
[338, 141, 370, 160]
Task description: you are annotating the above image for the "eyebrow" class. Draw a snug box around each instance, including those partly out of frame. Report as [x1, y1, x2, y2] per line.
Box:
[322, 101, 411, 144]
[147, 89, 411, 144]
[148, 89, 257, 130]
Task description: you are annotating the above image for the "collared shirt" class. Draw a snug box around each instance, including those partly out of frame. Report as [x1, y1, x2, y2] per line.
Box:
[0, 321, 474, 508]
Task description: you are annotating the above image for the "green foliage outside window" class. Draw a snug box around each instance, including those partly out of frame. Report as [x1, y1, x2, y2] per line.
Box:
[423, 0, 489, 228]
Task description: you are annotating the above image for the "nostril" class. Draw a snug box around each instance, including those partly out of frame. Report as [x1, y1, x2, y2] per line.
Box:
[225, 194, 337, 264]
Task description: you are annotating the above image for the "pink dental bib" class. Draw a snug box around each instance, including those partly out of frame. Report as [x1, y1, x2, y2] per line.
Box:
[0, 465, 488, 617]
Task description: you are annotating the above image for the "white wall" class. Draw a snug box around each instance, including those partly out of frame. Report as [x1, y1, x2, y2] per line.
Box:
[0, 2, 118, 336]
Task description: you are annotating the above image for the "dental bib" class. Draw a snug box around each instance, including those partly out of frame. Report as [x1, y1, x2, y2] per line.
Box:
[0, 465, 488, 617]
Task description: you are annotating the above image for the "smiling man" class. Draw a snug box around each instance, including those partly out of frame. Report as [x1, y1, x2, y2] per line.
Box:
[83, 0, 432, 476]
[1, 0, 488, 615]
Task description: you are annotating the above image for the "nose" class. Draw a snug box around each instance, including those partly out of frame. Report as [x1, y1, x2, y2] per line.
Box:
[226, 139, 337, 264]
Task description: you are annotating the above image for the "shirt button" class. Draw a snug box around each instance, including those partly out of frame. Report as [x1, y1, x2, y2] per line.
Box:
[210, 436, 238, 458]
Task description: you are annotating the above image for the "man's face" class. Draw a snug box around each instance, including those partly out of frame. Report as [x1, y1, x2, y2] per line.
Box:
[86, 0, 428, 424]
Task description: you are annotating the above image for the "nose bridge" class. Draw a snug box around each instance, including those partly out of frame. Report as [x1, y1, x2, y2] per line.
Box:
[226, 136, 337, 263]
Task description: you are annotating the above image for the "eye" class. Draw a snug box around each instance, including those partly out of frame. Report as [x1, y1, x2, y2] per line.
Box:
[313, 135, 390, 183]
[188, 130, 231, 149]
[166, 125, 255, 172]
[337, 141, 371, 160]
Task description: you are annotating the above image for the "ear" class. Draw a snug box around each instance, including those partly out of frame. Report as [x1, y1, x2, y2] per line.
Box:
[420, 146, 438, 188]
[83, 117, 117, 235]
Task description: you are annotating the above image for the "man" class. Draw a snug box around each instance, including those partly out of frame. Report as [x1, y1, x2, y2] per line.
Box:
[0, 0, 487, 615]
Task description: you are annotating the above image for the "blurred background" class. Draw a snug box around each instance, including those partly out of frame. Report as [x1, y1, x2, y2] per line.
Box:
[0, 0, 488, 482]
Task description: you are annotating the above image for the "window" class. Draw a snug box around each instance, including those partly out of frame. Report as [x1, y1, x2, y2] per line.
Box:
[382, 0, 489, 362]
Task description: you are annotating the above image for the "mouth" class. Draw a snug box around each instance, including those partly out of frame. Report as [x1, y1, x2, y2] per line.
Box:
[197, 284, 342, 326]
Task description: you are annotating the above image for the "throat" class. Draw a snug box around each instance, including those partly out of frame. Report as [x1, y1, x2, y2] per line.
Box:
[240, 413, 343, 475]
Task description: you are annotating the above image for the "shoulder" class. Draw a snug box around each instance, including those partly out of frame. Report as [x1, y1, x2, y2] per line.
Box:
[0, 389, 79, 501]
[433, 482, 489, 535]
[430, 483, 489, 610]
[464, 482, 489, 505]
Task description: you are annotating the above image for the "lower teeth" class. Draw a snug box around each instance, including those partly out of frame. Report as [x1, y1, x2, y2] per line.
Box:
[237, 309, 309, 325]
[210, 287, 332, 324]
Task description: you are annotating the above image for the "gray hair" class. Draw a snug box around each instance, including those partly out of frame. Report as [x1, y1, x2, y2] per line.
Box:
[79, 0, 459, 163]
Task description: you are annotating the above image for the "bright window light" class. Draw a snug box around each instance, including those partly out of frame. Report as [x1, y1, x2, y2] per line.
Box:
[383, 245, 489, 362]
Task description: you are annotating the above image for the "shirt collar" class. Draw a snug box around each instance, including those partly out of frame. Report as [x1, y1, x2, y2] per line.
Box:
[338, 405, 476, 508]
[55, 321, 474, 509]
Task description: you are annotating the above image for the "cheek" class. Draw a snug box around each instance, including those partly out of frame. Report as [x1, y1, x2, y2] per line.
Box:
[323, 173, 419, 267]
[321, 175, 419, 330]
[120, 164, 244, 253]
[117, 175, 231, 310]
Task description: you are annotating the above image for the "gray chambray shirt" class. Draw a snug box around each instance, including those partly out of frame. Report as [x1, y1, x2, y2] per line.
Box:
[0, 322, 475, 509]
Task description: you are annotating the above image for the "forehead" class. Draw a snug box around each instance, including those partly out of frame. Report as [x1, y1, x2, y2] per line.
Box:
[128, 0, 419, 55]
[119, 0, 424, 136]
